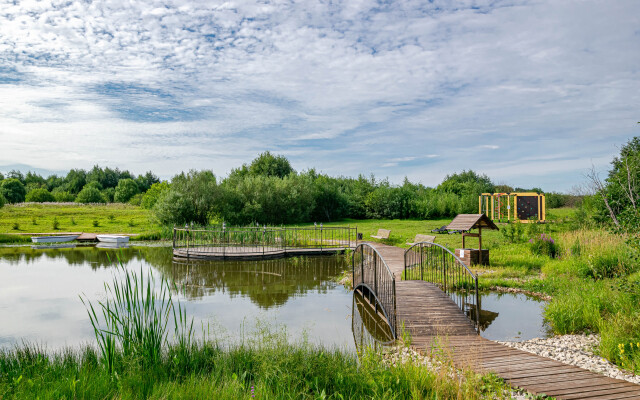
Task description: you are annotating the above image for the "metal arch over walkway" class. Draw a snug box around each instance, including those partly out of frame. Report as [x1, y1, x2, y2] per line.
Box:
[364, 242, 640, 400]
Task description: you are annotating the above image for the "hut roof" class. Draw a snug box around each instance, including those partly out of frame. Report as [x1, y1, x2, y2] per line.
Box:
[446, 214, 499, 231]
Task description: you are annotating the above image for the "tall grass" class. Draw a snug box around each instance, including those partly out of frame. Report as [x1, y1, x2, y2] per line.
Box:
[80, 263, 194, 373]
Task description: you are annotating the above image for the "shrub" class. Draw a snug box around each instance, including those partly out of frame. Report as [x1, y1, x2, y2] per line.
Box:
[92, 219, 99, 227]
[53, 190, 75, 202]
[0, 193, 5, 208]
[128, 193, 143, 206]
[114, 178, 139, 203]
[501, 222, 526, 243]
[70, 217, 76, 226]
[108, 214, 115, 221]
[529, 233, 559, 258]
[52, 217, 59, 230]
[76, 187, 106, 204]
[141, 181, 170, 209]
[0, 178, 26, 203]
[25, 188, 55, 202]
[11, 222, 19, 230]
[153, 170, 219, 225]
[32, 217, 37, 225]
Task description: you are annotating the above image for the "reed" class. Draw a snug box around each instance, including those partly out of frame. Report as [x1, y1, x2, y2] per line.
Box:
[80, 261, 194, 373]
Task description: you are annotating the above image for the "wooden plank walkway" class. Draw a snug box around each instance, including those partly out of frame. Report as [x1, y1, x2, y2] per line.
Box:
[367, 242, 640, 399]
[173, 246, 350, 260]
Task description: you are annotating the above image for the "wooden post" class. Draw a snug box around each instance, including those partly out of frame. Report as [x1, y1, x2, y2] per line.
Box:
[490, 196, 494, 221]
[478, 226, 483, 265]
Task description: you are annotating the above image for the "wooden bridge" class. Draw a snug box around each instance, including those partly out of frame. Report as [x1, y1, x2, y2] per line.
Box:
[354, 242, 640, 400]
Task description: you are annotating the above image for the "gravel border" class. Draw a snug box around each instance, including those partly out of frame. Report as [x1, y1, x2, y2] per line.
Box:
[498, 334, 640, 385]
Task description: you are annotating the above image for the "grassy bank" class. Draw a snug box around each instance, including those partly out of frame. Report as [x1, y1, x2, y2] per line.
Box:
[0, 203, 161, 238]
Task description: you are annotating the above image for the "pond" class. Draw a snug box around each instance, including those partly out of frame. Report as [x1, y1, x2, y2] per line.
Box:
[0, 245, 354, 351]
[0, 245, 549, 352]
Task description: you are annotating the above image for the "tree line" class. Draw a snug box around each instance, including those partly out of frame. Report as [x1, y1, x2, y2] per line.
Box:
[0, 151, 583, 225]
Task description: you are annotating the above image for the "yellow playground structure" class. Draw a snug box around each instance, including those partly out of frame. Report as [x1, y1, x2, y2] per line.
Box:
[479, 192, 546, 223]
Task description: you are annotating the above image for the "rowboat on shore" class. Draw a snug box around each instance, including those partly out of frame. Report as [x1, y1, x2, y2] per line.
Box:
[96, 235, 130, 244]
[31, 235, 79, 244]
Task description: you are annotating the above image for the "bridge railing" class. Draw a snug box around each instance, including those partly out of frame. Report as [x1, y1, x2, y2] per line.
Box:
[404, 242, 480, 332]
[173, 226, 357, 257]
[353, 243, 397, 339]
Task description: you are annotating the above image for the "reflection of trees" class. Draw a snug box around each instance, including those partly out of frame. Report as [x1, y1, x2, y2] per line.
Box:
[0, 246, 170, 270]
[155, 256, 347, 308]
[0, 246, 348, 310]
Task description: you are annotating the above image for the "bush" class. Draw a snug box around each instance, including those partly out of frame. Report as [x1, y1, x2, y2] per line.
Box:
[501, 222, 526, 243]
[75, 187, 106, 204]
[141, 181, 170, 209]
[0, 193, 5, 208]
[0, 178, 26, 203]
[114, 178, 139, 203]
[153, 170, 219, 225]
[11, 222, 19, 230]
[529, 233, 559, 258]
[25, 188, 55, 202]
[128, 193, 143, 206]
[52, 217, 59, 230]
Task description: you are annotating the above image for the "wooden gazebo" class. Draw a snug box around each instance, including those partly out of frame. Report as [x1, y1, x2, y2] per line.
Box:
[447, 214, 498, 266]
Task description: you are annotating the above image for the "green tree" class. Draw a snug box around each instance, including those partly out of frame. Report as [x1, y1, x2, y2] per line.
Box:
[592, 136, 640, 231]
[0, 193, 5, 208]
[0, 179, 26, 203]
[75, 186, 106, 203]
[0, 172, 4, 181]
[153, 170, 219, 225]
[46, 175, 64, 191]
[25, 171, 46, 187]
[64, 169, 87, 194]
[25, 188, 55, 202]
[135, 171, 160, 192]
[7, 170, 24, 184]
[114, 179, 139, 203]
[142, 181, 170, 209]
[231, 152, 294, 179]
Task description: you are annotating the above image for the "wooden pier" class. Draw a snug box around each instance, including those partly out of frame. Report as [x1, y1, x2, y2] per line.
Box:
[366, 242, 640, 400]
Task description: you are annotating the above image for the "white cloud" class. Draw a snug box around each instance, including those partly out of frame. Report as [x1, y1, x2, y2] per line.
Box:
[0, 0, 638, 190]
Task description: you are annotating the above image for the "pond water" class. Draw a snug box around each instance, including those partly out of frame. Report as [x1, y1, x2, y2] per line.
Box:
[0, 245, 354, 351]
[476, 291, 550, 342]
[0, 245, 549, 352]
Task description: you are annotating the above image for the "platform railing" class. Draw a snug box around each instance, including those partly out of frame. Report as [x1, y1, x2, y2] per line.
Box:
[404, 242, 480, 332]
[173, 225, 358, 258]
[352, 243, 397, 339]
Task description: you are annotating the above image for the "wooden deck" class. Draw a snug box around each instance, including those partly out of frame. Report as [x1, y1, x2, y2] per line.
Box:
[367, 242, 640, 399]
[173, 246, 351, 260]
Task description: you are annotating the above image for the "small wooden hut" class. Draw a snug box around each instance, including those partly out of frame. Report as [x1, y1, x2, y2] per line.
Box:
[447, 214, 498, 266]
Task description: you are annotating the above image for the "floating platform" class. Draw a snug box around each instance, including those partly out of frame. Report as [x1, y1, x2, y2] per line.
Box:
[172, 246, 353, 260]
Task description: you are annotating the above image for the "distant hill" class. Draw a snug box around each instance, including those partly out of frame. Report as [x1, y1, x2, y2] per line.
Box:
[0, 164, 67, 178]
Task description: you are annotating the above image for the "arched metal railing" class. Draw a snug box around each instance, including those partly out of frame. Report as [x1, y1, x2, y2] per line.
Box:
[404, 242, 480, 332]
[352, 243, 397, 339]
[352, 291, 395, 355]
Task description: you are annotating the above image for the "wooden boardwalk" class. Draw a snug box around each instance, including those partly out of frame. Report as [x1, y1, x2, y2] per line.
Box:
[368, 242, 640, 399]
[173, 246, 350, 260]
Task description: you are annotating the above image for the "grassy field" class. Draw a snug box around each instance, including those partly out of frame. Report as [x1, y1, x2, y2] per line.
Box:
[0, 203, 160, 237]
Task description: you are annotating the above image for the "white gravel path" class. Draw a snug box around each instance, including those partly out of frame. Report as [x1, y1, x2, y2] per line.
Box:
[497, 333, 640, 385]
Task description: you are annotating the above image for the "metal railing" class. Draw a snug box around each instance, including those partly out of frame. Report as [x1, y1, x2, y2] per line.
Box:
[352, 291, 395, 355]
[352, 243, 397, 339]
[173, 225, 357, 257]
[404, 242, 480, 332]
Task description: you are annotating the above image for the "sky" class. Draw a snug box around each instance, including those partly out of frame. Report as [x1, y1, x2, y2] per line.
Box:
[0, 0, 638, 192]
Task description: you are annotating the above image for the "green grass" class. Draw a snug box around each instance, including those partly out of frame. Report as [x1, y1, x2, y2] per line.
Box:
[0, 203, 159, 236]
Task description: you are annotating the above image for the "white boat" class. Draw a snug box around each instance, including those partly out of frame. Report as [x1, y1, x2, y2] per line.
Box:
[31, 235, 79, 243]
[96, 235, 130, 244]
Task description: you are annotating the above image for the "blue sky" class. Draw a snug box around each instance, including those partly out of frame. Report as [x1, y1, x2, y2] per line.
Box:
[0, 0, 638, 192]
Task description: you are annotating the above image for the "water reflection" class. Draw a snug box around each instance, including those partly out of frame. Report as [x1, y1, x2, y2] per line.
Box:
[0, 246, 354, 350]
[351, 290, 394, 355]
